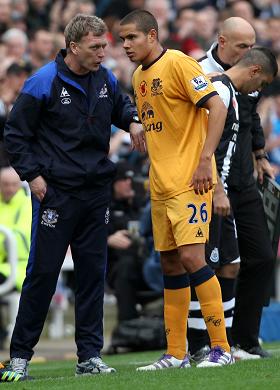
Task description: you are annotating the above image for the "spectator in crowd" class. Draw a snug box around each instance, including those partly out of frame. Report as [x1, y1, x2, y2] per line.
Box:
[28, 29, 54, 70]
[230, 0, 255, 23]
[0, 0, 12, 36]
[172, 6, 204, 58]
[0, 166, 31, 348]
[193, 7, 218, 51]
[267, 17, 280, 54]
[144, 0, 173, 43]
[4, 13, 144, 379]
[26, 0, 51, 31]
[259, 0, 280, 19]
[120, 9, 233, 370]
[1, 28, 28, 62]
[0, 62, 31, 112]
[107, 161, 150, 323]
[0, 61, 31, 168]
[189, 16, 276, 361]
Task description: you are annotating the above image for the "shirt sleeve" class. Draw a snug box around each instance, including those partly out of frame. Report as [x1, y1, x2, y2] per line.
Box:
[212, 80, 231, 108]
[172, 54, 218, 106]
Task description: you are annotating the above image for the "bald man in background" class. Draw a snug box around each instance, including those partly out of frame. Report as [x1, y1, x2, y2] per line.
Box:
[188, 17, 275, 361]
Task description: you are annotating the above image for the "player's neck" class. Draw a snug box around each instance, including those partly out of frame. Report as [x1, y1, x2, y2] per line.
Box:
[225, 67, 243, 91]
[216, 47, 232, 69]
[142, 44, 164, 67]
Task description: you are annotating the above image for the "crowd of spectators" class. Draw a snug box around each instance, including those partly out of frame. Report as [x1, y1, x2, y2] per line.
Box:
[0, 0, 279, 180]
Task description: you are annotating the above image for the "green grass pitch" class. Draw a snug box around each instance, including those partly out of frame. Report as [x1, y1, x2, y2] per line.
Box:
[1, 343, 280, 389]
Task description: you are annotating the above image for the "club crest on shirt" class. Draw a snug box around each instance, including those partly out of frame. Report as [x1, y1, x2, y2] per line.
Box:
[139, 80, 147, 97]
[210, 247, 219, 263]
[41, 209, 59, 228]
[191, 75, 208, 91]
[151, 78, 163, 96]
[99, 83, 108, 98]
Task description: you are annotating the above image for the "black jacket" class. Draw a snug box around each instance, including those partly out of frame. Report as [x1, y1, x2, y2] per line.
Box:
[4, 50, 137, 191]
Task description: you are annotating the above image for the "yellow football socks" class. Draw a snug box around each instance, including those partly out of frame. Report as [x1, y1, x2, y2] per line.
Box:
[163, 273, 190, 359]
[195, 275, 230, 352]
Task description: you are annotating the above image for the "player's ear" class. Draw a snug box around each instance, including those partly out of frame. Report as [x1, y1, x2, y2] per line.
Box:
[249, 64, 262, 78]
[218, 34, 226, 48]
[148, 29, 158, 43]
[69, 41, 79, 55]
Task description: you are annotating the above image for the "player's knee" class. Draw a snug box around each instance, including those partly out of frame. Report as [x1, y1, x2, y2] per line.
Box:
[180, 253, 206, 273]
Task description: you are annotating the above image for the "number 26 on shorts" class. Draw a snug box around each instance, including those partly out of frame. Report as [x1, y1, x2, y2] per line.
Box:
[187, 202, 208, 224]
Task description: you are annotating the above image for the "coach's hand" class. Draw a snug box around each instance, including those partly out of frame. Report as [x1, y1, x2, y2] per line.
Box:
[191, 157, 213, 194]
[256, 157, 275, 184]
[129, 122, 146, 153]
[213, 183, 231, 216]
[29, 175, 47, 202]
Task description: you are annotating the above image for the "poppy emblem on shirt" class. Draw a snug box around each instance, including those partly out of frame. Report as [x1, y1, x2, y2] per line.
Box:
[139, 80, 147, 96]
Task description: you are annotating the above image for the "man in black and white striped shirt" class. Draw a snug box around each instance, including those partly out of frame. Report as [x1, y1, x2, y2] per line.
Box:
[188, 23, 278, 362]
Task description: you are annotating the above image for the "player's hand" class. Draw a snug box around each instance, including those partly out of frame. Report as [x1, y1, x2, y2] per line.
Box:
[29, 175, 47, 202]
[107, 230, 132, 249]
[129, 122, 146, 153]
[256, 158, 275, 184]
[213, 185, 231, 216]
[191, 158, 213, 195]
[207, 71, 222, 79]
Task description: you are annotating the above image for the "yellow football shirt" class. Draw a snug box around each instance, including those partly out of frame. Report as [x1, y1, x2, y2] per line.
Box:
[132, 49, 218, 200]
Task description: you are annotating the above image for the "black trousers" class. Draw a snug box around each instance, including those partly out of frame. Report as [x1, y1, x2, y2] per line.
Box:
[10, 185, 110, 362]
[228, 183, 275, 349]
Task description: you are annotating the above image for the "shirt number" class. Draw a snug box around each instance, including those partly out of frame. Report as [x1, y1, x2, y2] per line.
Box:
[187, 202, 208, 224]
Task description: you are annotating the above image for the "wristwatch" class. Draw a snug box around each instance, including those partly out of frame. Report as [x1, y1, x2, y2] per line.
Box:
[131, 115, 141, 124]
[255, 152, 269, 161]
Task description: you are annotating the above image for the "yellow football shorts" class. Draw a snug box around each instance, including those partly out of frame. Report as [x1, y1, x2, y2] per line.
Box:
[151, 190, 213, 251]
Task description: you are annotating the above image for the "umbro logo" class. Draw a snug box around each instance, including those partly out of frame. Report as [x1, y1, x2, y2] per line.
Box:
[195, 228, 204, 237]
[60, 87, 70, 97]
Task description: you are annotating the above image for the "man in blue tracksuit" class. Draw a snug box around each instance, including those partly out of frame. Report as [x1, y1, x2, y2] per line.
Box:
[4, 14, 145, 378]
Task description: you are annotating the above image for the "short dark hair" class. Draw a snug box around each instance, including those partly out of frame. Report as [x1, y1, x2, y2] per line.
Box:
[64, 14, 107, 48]
[238, 47, 278, 77]
[120, 10, 158, 36]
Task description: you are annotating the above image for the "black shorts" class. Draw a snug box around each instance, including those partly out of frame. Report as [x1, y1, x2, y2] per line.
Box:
[205, 212, 240, 269]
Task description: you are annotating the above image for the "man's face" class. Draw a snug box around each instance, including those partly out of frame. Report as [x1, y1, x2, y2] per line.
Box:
[114, 178, 134, 200]
[220, 31, 255, 66]
[33, 30, 54, 60]
[73, 32, 108, 72]
[240, 71, 274, 95]
[0, 172, 21, 202]
[119, 23, 151, 64]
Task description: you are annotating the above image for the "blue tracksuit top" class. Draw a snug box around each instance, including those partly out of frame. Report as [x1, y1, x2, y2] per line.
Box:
[4, 50, 137, 191]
